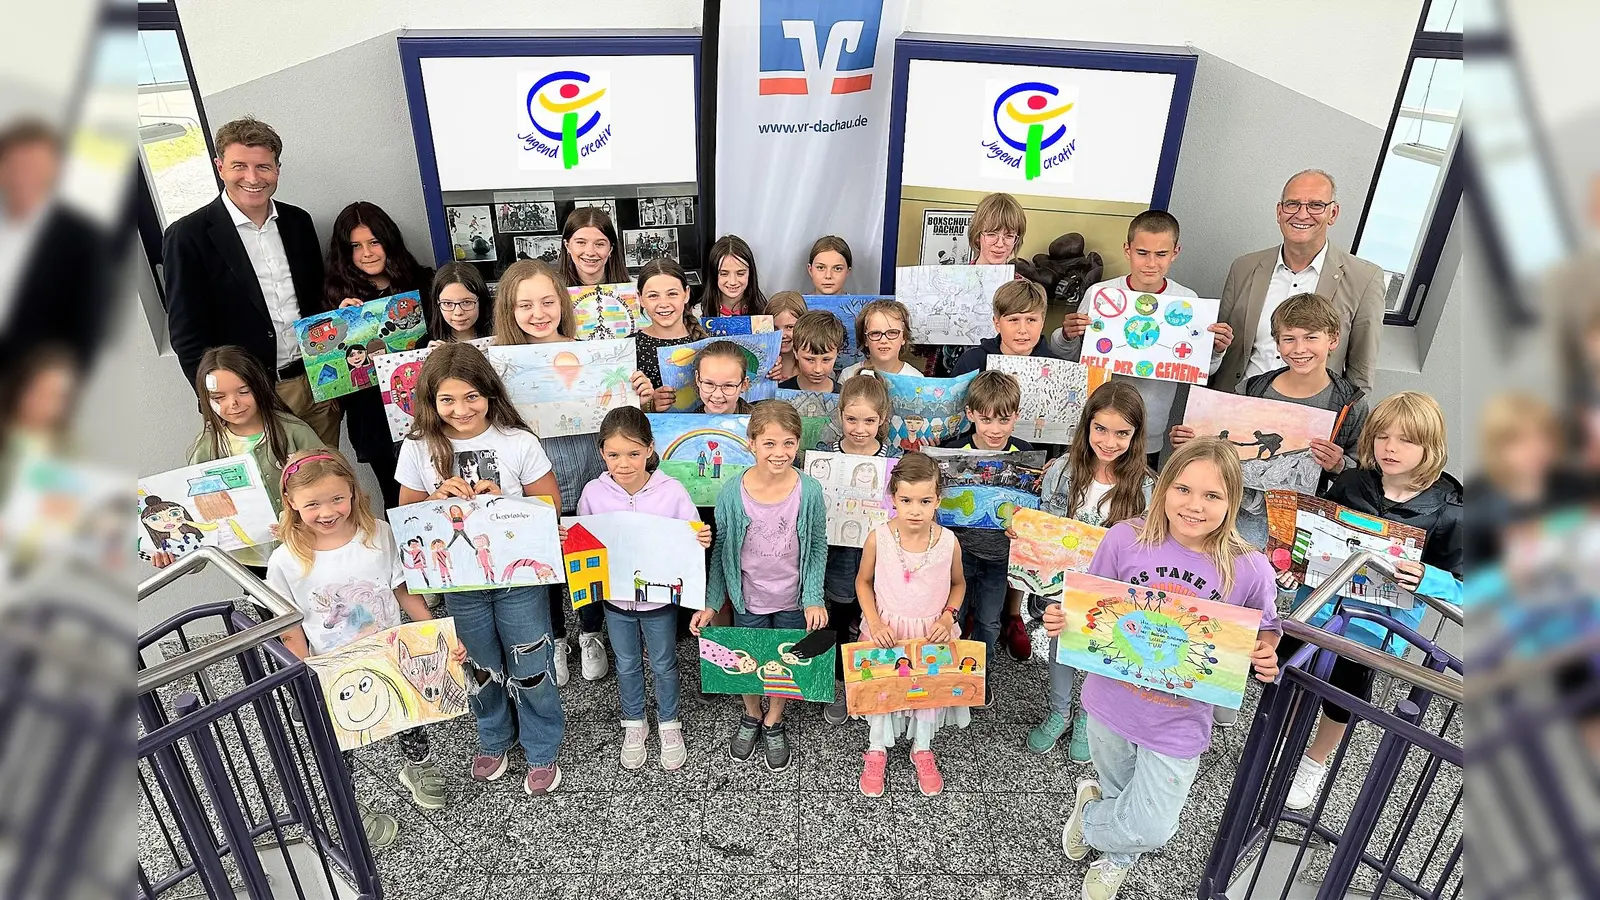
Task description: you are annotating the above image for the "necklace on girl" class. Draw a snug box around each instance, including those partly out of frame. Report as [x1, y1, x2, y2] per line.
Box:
[890, 523, 939, 583]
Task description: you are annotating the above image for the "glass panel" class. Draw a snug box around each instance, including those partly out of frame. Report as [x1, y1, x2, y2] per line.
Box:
[137, 29, 215, 227]
[1424, 0, 1466, 32]
[1356, 57, 1463, 312]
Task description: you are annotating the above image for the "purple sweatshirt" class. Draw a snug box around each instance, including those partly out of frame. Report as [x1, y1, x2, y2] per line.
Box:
[576, 470, 703, 611]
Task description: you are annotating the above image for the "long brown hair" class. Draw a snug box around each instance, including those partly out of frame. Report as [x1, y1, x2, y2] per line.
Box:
[277, 449, 379, 575]
[838, 373, 891, 442]
[191, 346, 298, 466]
[596, 406, 660, 472]
[705, 234, 766, 315]
[637, 259, 709, 339]
[406, 342, 533, 481]
[428, 261, 494, 342]
[322, 201, 429, 310]
[494, 259, 575, 344]
[1137, 438, 1254, 597]
[1065, 381, 1151, 526]
[560, 206, 627, 285]
[853, 298, 913, 366]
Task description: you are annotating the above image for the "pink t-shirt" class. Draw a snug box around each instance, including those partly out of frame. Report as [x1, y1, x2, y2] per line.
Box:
[739, 479, 803, 613]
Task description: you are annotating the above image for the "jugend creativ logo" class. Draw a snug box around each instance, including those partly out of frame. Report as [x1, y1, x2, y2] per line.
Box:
[757, 0, 883, 96]
[984, 81, 1076, 181]
[519, 70, 611, 170]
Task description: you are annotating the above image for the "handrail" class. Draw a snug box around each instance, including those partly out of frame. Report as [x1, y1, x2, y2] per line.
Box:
[1284, 551, 1463, 703]
[136, 546, 304, 694]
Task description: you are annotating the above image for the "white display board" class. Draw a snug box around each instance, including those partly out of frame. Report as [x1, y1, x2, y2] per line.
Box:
[420, 55, 699, 191]
[898, 59, 1178, 203]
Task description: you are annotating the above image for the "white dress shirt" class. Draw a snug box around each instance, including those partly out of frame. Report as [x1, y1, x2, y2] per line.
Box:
[220, 191, 303, 369]
[1244, 242, 1329, 380]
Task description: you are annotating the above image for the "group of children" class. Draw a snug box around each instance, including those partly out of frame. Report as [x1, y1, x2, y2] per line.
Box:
[152, 196, 1462, 900]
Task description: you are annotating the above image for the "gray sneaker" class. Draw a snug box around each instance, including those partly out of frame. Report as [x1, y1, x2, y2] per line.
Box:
[359, 805, 398, 849]
[398, 760, 446, 809]
[1213, 705, 1239, 728]
[728, 714, 762, 762]
[823, 687, 850, 726]
[762, 720, 792, 771]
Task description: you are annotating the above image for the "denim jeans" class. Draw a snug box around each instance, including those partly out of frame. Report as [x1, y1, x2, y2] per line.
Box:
[961, 550, 1010, 661]
[1082, 714, 1202, 867]
[732, 608, 807, 630]
[604, 604, 681, 723]
[445, 585, 566, 766]
[822, 546, 862, 606]
[1045, 635, 1080, 716]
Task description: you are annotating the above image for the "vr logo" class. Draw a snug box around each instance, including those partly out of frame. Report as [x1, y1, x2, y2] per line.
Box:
[758, 0, 883, 96]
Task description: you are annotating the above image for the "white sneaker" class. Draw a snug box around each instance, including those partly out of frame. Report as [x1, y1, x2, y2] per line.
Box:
[620, 719, 649, 770]
[579, 631, 609, 681]
[553, 638, 571, 687]
[1082, 858, 1132, 900]
[1286, 754, 1329, 811]
[658, 720, 688, 771]
[1062, 777, 1101, 861]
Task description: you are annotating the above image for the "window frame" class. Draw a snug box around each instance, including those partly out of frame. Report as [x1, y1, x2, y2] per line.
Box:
[1350, 0, 1465, 326]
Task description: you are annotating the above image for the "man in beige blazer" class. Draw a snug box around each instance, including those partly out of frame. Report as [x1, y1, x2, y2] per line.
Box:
[1214, 169, 1387, 392]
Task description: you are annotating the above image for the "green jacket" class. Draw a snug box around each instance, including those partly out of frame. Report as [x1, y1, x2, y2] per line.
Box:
[187, 412, 325, 516]
[706, 472, 828, 613]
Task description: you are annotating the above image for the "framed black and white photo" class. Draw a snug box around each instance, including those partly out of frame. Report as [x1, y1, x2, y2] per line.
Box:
[445, 205, 496, 263]
[571, 197, 618, 220]
[493, 191, 558, 233]
[513, 235, 563, 264]
[622, 227, 680, 269]
[637, 196, 695, 227]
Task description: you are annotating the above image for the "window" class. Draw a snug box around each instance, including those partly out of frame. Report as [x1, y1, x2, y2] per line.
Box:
[1351, 0, 1464, 324]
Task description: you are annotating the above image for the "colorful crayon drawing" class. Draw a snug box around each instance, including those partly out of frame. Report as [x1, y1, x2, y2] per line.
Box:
[569, 282, 649, 341]
[923, 448, 1045, 530]
[805, 451, 898, 548]
[1265, 491, 1425, 608]
[1182, 386, 1338, 494]
[989, 356, 1111, 445]
[389, 496, 562, 594]
[842, 638, 986, 714]
[1076, 288, 1220, 385]
[294, 291, 428, 401]
[697, 627, 837, 701]
[705, 315, 775, 337]
[374, 337, 494, 441]
[881, 369, 977, 455]
[304, 619, 470, 751]
[648, 414, 756, 506]
[894, 265, 1015, 345]
[774, 388, 840, 422]
[656, 332, 782, 410]
[487, 339, 637, 438]
[561, 511, 708, 610]
[802, 294, 882, 372]
[1053, 571, 1263, 710]
[1006, 508, 1109, 596]
[137, 455, 276, 560]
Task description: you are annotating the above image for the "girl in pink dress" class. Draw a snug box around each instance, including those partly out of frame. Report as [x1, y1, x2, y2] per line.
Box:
[854, 453, 969, 798]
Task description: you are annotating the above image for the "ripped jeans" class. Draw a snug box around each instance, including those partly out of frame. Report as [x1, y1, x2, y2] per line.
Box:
[445, 585, 566, 766]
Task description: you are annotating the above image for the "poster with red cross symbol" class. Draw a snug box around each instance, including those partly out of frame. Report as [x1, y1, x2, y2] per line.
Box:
[1078, 287, 1220, 385]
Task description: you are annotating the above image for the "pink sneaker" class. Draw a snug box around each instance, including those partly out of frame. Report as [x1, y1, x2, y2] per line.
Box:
[911, 749, 943, 796]
[471, 751, 508, 782]
[859, 750, 888, 798]
[523, 763, 563, 796]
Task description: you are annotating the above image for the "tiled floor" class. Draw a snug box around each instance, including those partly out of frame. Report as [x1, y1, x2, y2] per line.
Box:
[352, 622, 1267, 900]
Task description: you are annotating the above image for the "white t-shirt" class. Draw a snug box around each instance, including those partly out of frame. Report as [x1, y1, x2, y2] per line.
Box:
[394, 426, 553, 497]
[1245, 243, 1329, 380]
[839, 359, 921, 381]
[1081, 277, 1203, 454]
[265, 522, 405, 655]
[1074, 478, 1116, 524]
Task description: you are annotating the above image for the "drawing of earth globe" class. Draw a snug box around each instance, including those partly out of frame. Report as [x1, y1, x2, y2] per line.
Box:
[1090, 318, 1105, 332]
[1163, 300, 1195, 327]
[1095, 337, 1114, 354]
[1113, 610, 1189, 670]
[1136, 361, 1155, 377]
[1124, 316, 1161, 349]
[1134, 294, 1160, 316]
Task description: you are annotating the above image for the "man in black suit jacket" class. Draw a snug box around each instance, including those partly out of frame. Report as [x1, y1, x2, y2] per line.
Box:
[161, 116, 341, 446]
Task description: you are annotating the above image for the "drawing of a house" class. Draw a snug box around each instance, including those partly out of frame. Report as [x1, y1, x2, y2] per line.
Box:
[563, 524, 609, 606]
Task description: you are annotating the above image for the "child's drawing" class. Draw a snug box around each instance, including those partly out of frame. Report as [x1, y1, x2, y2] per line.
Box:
[1182, 386, 1338, 494]
[137, 455, 276, 560]
[1265, 491, 1425, 608]
[922, 448, 1045, 530]
[304, 619, 469, 751]
[389, 496, 562, 594]
[881, 370, 977, 455]
[989, 356, 1112, 445]
[1076, 287, 1220, 385]
[1006, 508, 1108, 596]
[486, 338, 637, 438]
[561, 511, 708, 610]
[1054, 571, 1263, 710]
[802, 294, 882, 372]
[374, 337, 494, 441]
[648, 413, 755, 506]
[655, 332, 782, 411]
[804, 451, 897, 547]
[774, 388, 840, 422]
[445, 205, 496, 262]
[842, 638, 986, 714]
[894, 265, 1014, 345]
[705, 315, 774, 337]
[294, 291, 427, 401]
[698, 626, 837, 701]
[569, 282, 649, 341]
